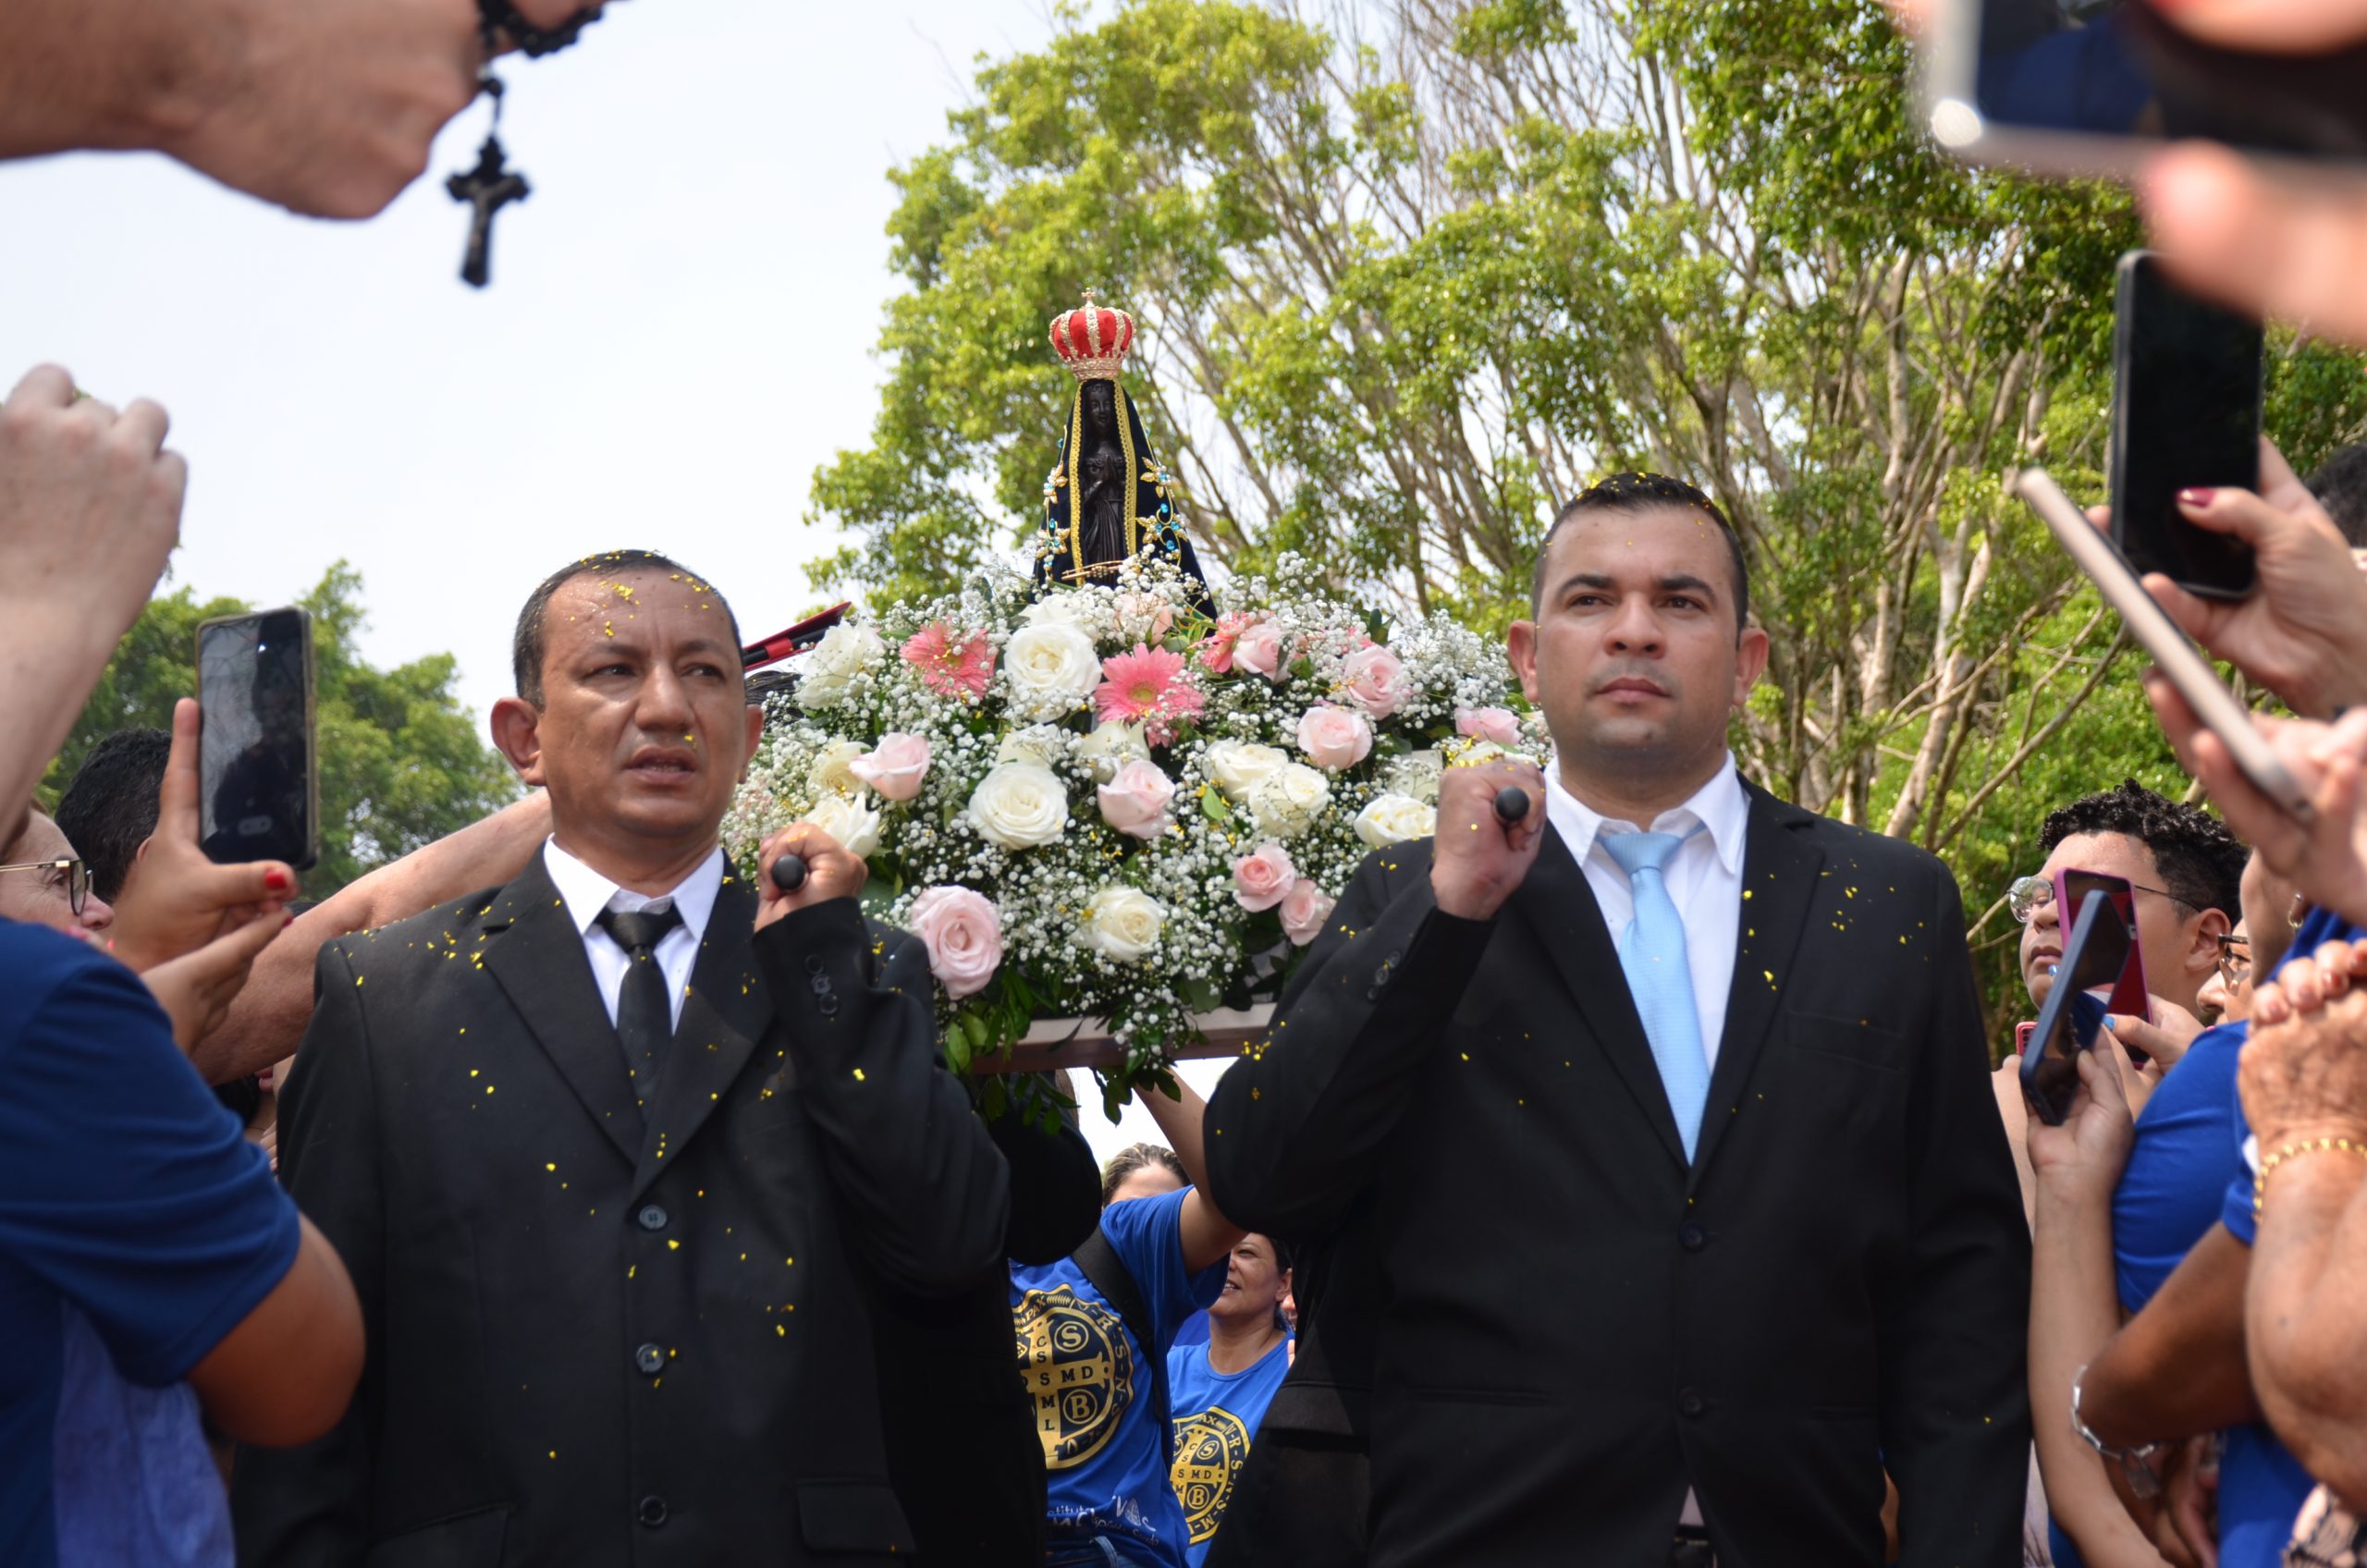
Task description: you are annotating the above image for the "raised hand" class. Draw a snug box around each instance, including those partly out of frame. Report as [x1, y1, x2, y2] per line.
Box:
[2026, 1041, 2139, 1199]
[754, 822, 866, 932]
[1429, 757, 1546, 921]
[144, 907, 293, 1051]
[2241, 938, 2367, 1152]
[0, 364, 187, 827]
[106, 699, 298, 972]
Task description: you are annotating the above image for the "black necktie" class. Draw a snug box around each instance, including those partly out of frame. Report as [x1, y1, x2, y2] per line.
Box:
[596, 903, 683, 1088]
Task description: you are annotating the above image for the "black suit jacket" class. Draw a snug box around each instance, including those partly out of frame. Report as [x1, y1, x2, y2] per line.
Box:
[1205, 785, 2031, 1567]
[232, 853, 1010, 1566]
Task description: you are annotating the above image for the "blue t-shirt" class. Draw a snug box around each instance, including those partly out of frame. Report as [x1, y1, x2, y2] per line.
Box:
[0, 923, 302, 1568]
[1012, 1186, 1227, 1568]
[1167, 1336, 1292, 1567]
[2116, 1023, 2249, 1314]
[2212, 907, 2361, 1567]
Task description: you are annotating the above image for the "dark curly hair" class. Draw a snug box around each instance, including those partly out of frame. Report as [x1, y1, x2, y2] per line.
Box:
[2038, 778, 2246, 921]
[55, 728, 172, 901]
[2306, 441, 2367, 546]
[1531, 472, 1750, 631]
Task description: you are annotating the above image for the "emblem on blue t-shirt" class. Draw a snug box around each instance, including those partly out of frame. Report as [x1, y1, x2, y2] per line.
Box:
[1169, 1404, 1254, 1545]
[1013, 1283, 1134, 1467]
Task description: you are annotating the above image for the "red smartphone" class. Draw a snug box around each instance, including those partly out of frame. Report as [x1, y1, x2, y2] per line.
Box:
[2057, 868, 2148, 1060]
[2021, 890, 2135, 1127]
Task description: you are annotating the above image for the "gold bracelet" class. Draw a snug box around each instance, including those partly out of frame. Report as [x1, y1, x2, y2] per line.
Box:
[2252, 1136, 2367, 1213]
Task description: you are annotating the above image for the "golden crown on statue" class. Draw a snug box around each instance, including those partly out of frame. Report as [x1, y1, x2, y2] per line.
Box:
[1048, 289, 1135, 382]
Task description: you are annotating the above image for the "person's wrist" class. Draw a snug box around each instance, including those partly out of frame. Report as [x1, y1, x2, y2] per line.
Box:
[2254, 1116, 2367, 1158]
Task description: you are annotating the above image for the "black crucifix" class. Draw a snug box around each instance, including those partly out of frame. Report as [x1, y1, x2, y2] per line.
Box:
[447, 136, 530, 288]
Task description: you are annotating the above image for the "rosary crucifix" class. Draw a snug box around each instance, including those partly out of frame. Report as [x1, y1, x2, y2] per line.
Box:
[445, 1, 604, 288]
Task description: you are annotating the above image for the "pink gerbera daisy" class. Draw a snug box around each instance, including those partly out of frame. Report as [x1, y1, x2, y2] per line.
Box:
[901, 621, 996, 700]
[1094, 643, 1207, 744]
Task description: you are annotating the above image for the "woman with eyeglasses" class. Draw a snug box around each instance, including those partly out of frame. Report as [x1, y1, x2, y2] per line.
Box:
[0, 810, 111, 936]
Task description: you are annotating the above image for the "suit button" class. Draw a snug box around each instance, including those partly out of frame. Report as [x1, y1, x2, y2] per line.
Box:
[1371, 965, 1390, 985]
[818, 995, 840, 1016]
[810, 974, 831, 994]
[1678, 1389, 1707, 1418]
[638, 1495, 668, 1528]
[634, 1342, 665, 1375]
[636, 1204, 668, 1232]
[1679, 1221, 1707, 1252]
[804, 953, 826, 975]
[1365, 987, 1381, 1003]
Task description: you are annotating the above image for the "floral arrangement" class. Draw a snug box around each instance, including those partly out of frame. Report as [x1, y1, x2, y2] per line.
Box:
[723, 554, 1540, 1119]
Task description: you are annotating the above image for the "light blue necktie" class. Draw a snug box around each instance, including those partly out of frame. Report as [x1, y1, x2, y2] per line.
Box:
[1603, 827, 1709, 1162]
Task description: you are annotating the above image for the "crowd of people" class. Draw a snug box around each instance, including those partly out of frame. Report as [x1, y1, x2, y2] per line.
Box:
[20, 1, 2367, 1566]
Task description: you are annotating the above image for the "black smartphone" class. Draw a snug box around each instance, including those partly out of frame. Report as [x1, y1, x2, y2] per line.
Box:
[2021, 889, 2133, 1126]
[2109, 251, 2262, 600]
[1926, 0, 2367, 174]
[196, 607, 320, 870]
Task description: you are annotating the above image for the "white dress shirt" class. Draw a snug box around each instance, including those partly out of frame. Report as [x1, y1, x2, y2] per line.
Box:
[542, 839, 724, 1032]
[1542, 751, 1748, 1072]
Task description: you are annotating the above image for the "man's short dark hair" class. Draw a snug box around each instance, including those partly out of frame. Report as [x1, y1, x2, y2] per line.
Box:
[2038, 778, 2247, 922]
[55, 728, 172, 901]
[1531, 472, 1751, 631]
[2306, 441, 2367, 546]
[511, 550, 744, 707]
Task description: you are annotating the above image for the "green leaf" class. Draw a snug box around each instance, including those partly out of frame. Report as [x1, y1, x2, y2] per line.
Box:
[1197, 785, 1234, 827]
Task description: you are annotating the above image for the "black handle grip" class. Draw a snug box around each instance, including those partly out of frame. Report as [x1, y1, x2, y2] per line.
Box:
[1493, 786, 1532, 826]
[768, 851, 809, 892]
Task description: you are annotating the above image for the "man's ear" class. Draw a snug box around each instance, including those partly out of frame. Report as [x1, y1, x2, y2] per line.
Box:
[491, 697, 548, 786]
[1506, 620, 1542, 706]
[2189, 904, 2235, 977]
[1732, 623, 1772, 708]
[738, 703, 764, 778]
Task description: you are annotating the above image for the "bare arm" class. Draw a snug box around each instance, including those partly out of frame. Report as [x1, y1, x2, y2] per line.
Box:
[2246, 1145, 2367, 1498]
[2082, 1224, 2257, 1443]
[1140, 1075, 1241, 1274]
[186, 1215, 362, 1447]
[195, 791, 549, 1085]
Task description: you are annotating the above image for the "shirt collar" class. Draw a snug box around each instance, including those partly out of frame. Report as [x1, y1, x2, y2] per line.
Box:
[541, 838, 725, 945]
[1543, 752, 1747, 875]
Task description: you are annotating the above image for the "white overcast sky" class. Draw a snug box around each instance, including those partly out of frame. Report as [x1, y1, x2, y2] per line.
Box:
[0, 0, 1226, 1166]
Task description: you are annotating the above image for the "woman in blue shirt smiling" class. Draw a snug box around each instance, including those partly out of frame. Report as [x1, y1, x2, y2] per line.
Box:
[1013, 1081, 1239, 1568]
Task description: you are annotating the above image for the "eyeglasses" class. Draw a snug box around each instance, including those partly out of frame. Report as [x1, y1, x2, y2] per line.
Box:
[2006, 874, 2195, 925]
[2215, 934, 2252, 989]
[0, 857, 91, 916]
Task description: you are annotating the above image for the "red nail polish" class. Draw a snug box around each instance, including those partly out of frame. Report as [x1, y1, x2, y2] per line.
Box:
[264, 869, 290, 891]
[2177, 487, 2216, 507]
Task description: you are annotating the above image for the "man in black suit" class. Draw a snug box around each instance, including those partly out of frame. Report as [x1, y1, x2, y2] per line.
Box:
[1205, 474, 2030, 1566]
[233, 550, 1010, 1564]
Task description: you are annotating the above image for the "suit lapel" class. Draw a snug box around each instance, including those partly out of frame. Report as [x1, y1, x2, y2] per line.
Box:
[480, 853, 644, 1167]
[1687, 783, 1824, 1187]
[628, 874, 775, 1205]
[1509, 825, 1688, 1171]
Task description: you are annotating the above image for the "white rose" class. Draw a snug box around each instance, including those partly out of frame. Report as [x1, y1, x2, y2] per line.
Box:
[1203, 740, 1291, 803]
[1380, 748, 1445, 803]
[795, 622, 886, 709]
[966, 763, 1070, 850]
[1354, 791, 1437, 849]
[1074, 719, 1151, 783]
[1003, 623, 1102, 717]
[800, 791, 884, 859]
[1247, 762, 1332, 839]
[996, 724, 1070, 770]
[1019, 593, 1099, 631]
[1079, 887, 1165, 963]
[806, 740, 870, 799]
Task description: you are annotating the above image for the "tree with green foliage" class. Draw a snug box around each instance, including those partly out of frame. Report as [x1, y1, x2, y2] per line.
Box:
[810, 0, 2367, 1037]
[40, 563, 520, 895]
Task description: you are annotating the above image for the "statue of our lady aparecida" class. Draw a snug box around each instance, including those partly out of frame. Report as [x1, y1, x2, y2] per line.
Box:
[1033, 293, 1213, 611]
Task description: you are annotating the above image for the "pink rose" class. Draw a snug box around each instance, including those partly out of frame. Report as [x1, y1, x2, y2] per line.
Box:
[1232, 843, 1298, 913]
[1096, 759, 1177, 841]
[848, 731, 932, 802]
[1341, 644, 1410, 717]
[1114, 592, 1176, 643]
[1454, 706, 1522, 748]
[1198, 611, 1257, 675]
[905, 886, 1002, 999]
[1279, 878, 1337, 946]
[1233, 619, 1286, 680]
[1294, 704, 1374, 771]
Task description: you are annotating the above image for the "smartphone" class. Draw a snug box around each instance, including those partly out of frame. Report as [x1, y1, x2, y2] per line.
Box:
[2059, 868, 2152, 1061]
[196, 607, 320, 870]
[2109, 253, 2262, 599]
[1922, 0, 2367, 177]
[2022, 889, 2134, 1126]
[2013, 468, 2313, 821]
